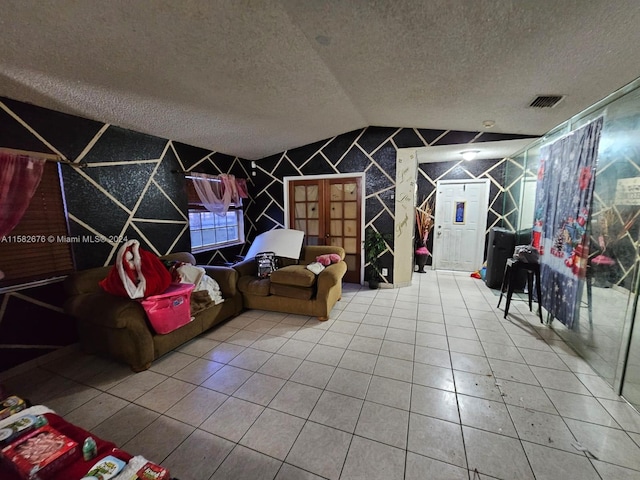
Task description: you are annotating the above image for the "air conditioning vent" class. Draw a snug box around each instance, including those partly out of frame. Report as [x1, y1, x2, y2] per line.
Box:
[529, 95, 564, 108]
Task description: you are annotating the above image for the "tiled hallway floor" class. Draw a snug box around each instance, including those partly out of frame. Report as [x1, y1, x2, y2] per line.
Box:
[5, 271, 640, 479]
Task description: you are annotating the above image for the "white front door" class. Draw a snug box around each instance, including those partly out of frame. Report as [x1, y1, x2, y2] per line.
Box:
[433, 179, 489, 271]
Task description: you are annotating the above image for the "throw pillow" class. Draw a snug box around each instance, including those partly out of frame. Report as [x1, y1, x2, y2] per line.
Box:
[316, 255, 331, 266]
[316, 253, 342, 266]
[328, 253, 341, 264]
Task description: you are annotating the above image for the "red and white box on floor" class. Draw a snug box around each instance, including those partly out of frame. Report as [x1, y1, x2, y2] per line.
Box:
[1, 425, 78, 480]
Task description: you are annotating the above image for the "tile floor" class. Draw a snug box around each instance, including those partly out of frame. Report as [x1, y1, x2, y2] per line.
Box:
[555, 282, 630, 389]
[5, 271, 640, 479]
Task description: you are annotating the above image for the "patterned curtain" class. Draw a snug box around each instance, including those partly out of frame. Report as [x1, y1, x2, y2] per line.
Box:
[0, 152, 46, 238]
[532, 118, 604, 328]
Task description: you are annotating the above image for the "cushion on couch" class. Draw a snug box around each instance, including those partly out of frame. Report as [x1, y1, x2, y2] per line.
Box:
[269, 282, 314, 300]
[270, 265, 317, 288]
[316, 253, 342, 266]
[237, 276, 271, 296]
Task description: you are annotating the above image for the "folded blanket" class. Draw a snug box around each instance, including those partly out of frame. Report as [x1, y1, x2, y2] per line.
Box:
[306, 262, 325, 275]
[191, 290, 214, 314]
[176, 264, 224, 306]
[199, 274, 224, 305]
[176, 263, 204, 286]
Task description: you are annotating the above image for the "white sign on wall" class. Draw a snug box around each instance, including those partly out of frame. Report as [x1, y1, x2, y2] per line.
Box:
[615, 178, 640, 205]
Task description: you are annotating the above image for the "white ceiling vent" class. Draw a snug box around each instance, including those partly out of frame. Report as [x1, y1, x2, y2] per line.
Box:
[529, 95, 564, 108]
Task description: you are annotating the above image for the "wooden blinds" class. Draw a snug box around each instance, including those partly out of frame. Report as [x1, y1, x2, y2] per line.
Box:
[0, 162, 74, 286]
[186, 179, 203, 208]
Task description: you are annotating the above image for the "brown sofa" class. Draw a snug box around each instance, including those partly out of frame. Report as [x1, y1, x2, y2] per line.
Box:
[233, 245, 347, 320]
[63, 253, 243, 371]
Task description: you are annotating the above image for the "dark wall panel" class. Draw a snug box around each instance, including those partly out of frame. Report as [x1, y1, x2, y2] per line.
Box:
[0, 94, 532, 371]
[1, 97, 104, 161]
[249, 127, 531, 283]
[0, 96, 244, 372]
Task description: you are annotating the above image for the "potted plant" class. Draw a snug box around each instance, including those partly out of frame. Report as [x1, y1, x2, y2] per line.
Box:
[364, 227, 387, 288]
[415, 200, 434, 273]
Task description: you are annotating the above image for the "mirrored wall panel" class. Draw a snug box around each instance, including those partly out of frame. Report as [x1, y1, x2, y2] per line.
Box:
[503, 80, 640, 409]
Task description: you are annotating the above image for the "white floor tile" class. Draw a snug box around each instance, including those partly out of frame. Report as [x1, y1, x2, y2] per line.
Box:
[408, 413, 466, 468]
[458, 394, 517, 437]
[463, 426, 534, 479]
[309, 390, 363, 433]
[355, 401, 409, 448]
[507, 404, 581, 453]
[341, 436, 405, 480]
[522, 440, 601, 480]
[286, 422, 351, 480]
[22, 275, 640, 479]
[240, 408, 305, 460]
[405, 452, 468, 480]
[545, 389, 619, 427]
[565, 418, 640, 471]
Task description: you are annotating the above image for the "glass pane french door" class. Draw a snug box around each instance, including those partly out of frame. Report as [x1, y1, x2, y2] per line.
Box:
[292, 180, 323, 245]
[289, 177, 361, 283]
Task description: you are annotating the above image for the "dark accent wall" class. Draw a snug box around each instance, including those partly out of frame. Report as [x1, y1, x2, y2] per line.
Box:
[0, 96, 534, 372]
[250, 127, 534, 276]
[0, 97, 245, 371]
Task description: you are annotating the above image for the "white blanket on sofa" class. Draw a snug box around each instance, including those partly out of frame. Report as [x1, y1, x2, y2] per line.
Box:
[177, 264, 224, 305]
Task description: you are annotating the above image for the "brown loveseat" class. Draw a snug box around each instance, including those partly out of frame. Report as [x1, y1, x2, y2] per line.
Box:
[63, 253, 243, 371]
[233, 245, 347, 320]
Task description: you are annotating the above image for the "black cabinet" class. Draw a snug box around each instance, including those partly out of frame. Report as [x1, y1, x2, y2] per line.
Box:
[485, 227, 516, 288]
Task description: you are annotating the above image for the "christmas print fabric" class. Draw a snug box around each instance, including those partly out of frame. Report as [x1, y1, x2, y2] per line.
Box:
[533, 118, 603, 328]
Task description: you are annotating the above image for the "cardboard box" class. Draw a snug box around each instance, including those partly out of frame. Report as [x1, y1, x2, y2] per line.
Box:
[1, 425, 78, 479]
[107, 456, 170, 480]
[136, 462, 170, 480]
[0, 415, 38, 447]
[0, 396, 27, 421]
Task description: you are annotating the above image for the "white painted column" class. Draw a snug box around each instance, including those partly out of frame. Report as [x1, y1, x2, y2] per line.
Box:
[393, 149, 418, 287]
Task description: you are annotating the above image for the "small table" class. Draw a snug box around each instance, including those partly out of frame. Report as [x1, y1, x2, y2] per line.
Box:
[497, 258, 543, 323]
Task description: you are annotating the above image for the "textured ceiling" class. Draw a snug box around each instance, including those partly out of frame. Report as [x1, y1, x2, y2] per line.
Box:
[1, 1, 640, 160]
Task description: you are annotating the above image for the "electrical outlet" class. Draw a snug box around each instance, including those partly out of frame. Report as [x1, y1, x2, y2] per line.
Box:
[381, 268, 388, 276]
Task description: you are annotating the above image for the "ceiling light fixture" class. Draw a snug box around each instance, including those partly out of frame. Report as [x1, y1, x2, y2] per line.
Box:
[461, 150, 480, 161]
[482, 120, 495, 129]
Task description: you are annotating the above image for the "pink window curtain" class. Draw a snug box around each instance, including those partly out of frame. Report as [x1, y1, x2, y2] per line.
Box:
[191, 173, 249, 216]
[0, 152, 46, 237]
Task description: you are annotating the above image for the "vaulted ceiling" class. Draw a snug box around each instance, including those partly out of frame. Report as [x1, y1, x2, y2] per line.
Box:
[2, 1, 640, 159]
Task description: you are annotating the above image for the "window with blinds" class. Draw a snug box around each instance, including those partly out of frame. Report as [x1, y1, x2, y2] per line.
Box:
[0, 162, 74, 287]
[186, 178, 244, 253]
